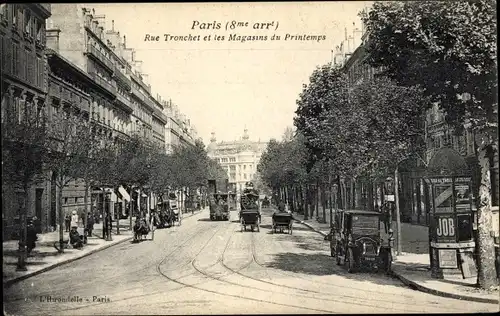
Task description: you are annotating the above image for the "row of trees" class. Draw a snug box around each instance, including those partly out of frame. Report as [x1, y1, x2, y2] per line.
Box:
[258, 0, 497, 288]
[2, 103, 226, 270]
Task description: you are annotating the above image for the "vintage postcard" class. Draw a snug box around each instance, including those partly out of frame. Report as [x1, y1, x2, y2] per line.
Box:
[2, 1, 498, 315]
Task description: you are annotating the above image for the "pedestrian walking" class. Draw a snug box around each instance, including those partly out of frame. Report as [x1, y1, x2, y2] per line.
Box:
[86, 213, 94, 237]
[64, 214, 71, 232]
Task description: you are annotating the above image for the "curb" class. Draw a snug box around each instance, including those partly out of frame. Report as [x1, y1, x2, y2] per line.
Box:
[3, 235, 134, 288]
[391, 268, 499, 305]
[294, 216, 498, 304]
[294, 219, 328, 237]
[3, 209, 206, 287]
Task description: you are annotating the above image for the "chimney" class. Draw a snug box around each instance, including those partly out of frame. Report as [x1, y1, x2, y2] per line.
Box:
[112, 20, 114, 32]
[123, 35, 126, 47]
[46, 28, 61, 52]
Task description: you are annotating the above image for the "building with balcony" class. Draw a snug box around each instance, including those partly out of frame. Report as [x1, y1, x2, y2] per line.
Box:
[151, 94, 168, 150]
[206, 129, 268, 193]
[1, 4, 52, 238]
[45, 47, 96, 230]
[162, 100, 199, 154]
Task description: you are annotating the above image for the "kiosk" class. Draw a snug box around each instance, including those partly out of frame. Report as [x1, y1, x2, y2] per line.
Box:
[426, 148, 476, 279]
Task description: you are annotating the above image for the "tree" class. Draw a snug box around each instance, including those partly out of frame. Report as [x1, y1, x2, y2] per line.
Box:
[362, 0, 498, 288]
[73, 124, 115, 238]
[113, 134, 152, 229]
[294, 64, 350, 167]
[47, 110, 93, 252]
[2, 98, 48, 270]
[349, 76, 429, 254]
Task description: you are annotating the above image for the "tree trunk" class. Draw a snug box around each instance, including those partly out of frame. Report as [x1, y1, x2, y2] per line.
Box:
[102, 191, 106, 240]
[58, 183, 64, 253]
[337, 177, 343, 210]
[129, 187, 133, 231]
[329, 183, 334, 227]
[350, 179, 355, 209]
[367, 181, 374, 212]
[84, 181, 90, 240]
[395, 167, 403, 256]
[304, 185, 309, 220]
[475, 145, 497, 288]
[315, 182, 320, 219]
[17, 182, 29, 271]
[322, 182, 327, 223]
[116, 187, 120, 235]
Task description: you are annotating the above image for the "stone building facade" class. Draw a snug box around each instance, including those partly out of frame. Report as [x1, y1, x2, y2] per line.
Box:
[1, 4, 52, 238]
[207, 129, 267, 193]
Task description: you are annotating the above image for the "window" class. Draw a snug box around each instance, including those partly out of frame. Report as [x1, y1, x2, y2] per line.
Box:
[24, 10, 31, 35]
[12, 5, 17, 26]
[0, 4, 7, 22]
[36, 19, 43, 41]
[244, 174, 247, 179]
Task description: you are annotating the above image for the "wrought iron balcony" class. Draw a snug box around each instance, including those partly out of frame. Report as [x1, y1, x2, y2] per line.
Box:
[114, 93, 133, 112]
[88, 71, 117, 96]
[86, 43, 114, 72]
[113, 67, 131, 87]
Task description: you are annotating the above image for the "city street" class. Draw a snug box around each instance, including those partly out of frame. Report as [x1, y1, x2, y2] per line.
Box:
[4, 208, 497, 315]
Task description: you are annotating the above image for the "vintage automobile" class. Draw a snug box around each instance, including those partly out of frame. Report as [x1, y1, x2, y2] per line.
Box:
[330, 210, 393, 274]
[210, 193, 230, 221]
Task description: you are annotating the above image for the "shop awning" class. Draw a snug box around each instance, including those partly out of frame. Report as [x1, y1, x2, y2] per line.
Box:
[118, 186, 130, 202]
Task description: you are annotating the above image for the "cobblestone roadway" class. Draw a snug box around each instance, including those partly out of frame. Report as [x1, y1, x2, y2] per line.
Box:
[3, 208, 498, 315]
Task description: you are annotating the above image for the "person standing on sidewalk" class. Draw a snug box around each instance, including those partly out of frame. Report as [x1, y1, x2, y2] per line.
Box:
[64, 214, 71, 232]
[86, 213, 94, 238]
[70, 211, 79, 230]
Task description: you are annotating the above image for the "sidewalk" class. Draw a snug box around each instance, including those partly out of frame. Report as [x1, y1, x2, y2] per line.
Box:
[2, 208, 208, 287]
[290, 206, 499, 304]
[2, 207, 208, 287]
[3, 225, 133, 287]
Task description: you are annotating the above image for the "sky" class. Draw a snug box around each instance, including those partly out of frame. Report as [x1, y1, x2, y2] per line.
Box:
[92, 2, 370, 145]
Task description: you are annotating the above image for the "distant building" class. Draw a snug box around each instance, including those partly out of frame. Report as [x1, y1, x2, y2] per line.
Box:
[207, 129, 268, 193]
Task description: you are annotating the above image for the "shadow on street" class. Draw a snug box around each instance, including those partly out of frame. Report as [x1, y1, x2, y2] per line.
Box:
[264, 251, 407, 287]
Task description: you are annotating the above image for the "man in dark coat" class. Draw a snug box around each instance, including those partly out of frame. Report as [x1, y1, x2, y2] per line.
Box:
[278, 200, 286, 213]
[86, 213, 94, 238]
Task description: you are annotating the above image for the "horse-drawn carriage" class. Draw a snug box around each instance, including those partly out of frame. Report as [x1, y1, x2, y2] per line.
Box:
[156, 201, 181, 228]
[272, 212, 293, 234]
[240, 187, 261, 232]
[210, 193, 230, 221]
[133, 215, 154, 242]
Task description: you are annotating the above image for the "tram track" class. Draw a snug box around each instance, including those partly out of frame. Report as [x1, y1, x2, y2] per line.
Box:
[218, 232, 432, 313]
[47, 217, 230, 314]
[156, 216, 341, 314]
[216, 217, 466, 313]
